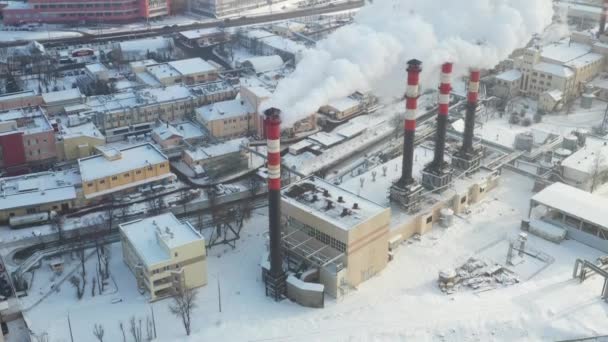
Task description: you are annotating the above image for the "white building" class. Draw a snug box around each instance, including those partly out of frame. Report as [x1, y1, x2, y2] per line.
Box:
[561, 138, 608, 191]
[119, 213, 207, 301]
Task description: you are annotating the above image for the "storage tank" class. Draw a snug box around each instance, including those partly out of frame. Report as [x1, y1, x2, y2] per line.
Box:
[562, 134, 579, 151]
[440, 208, 454, 228]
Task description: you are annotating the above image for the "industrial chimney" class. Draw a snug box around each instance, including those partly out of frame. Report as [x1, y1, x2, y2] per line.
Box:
[390, 59, 423, 212]
[600, 0, 608, 36]
[452, 68, 483, 174]
[263, 107, 285, 301]
[422, 62, 454, 191]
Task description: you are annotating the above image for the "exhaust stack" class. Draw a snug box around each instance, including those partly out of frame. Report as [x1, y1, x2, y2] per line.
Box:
[452, 68, 483, 174]
[263, 107, 285, 301]
[399, 59, 422, 186]
[390, 59, 423, 212]
[421, 62, 454, 192]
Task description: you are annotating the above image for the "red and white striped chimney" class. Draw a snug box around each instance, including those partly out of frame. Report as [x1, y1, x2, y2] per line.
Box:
[462, 68, 480, 154]
[264, 108, 283, 281]
[399, 59, 422, 186]
[431, 62, 453, 167]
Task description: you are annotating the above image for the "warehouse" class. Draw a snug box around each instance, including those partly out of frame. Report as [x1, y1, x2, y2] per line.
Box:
[529, 182, 608, 253]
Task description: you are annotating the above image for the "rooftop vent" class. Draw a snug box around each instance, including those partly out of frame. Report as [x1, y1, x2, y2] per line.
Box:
[337, 196, 344, 203]
[352, 203, 359, 210]
[340, 208, 350, 217]
[325, 200, 333, 211]
[323, 189, 330, 197]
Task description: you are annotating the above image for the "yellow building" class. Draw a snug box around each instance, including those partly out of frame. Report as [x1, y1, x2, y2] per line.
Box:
[55, 122, 106, 161]
[195, 98, 256, 139]
[119, 213, 207, 301]
[78, 143, 172, 200]
[280, 177, 391, 298]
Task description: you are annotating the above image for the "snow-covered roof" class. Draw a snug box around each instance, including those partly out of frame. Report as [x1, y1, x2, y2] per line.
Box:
[85, 63, 108, 74]
[543, 89, 563, 102]
[566, 53, 604, 69]
[152, 123, 183, 141]
[168, 58, 217, 76]
[561, 138, 608, 175]
[281, 177, 387, 231]
[241, 55, 284, 73]
[146, 63, 180, 81]
[42, 88, 82, 104]
[179, 28, 223, 40]
[119, 213, 204, 266]
[244, 29, 307, 55]
[128, 59, 158, 69]
[196, 98, 254, 122]
[59, 122, 104, 140]
[0, 107, 53, 135]
[333, 121, 367, 139]
[533, 62, 574, 78]
[532, 182, 608, 229]
[118, 37, 172, 53]
[0, 169, 81, 211]
[171, 122, 205, 140]
[495, 69, 522, 82]
[307, 131, 345, 148]
[0, 90, 37, 102]
[78, 143, 167, 182]
[324, 96, 360, 112]
[541, 42, 592, 64]
[185, 138, 247, 161]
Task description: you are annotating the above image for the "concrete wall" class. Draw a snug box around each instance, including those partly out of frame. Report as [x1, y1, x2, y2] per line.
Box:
[286, 275, 324, 308]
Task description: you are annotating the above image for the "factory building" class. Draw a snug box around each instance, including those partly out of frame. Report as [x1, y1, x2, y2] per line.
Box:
[41, 88, 84, 116]
[529, 182, 608, 253]
[55, 122, 106, 161]
[178, 28, 229, 48]
[514, 41, 604, 100]
[78, 143, 172, 200]
[195, 98, 256, 139]
[0, 90, 42, 111]
[189, 0, 277, 19]
[182, 137, 248, 176]
[139, 58, 219, 86]
[120, 213, 207, 301]
[560, 138, 608, 191]
[281, 177, 391, 298]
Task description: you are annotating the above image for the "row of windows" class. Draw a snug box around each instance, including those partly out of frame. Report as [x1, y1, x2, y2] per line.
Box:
[85, 164, 164, 187]
[35, 2, 138, 9]
[558, 213, 608, 240]
[27, 138, 47, 146]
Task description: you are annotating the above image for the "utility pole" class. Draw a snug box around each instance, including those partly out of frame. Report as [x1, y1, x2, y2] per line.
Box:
[217, 275, 222, 313]
[67, 313, 74, 342]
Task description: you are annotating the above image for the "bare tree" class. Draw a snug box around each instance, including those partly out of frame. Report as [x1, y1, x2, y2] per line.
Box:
[169, 287, 198, 336]
[119, 321, 127, 342]
[92, 323, 105, 342]
[129, 316, 143, 342]
[69, 275, 85, 300]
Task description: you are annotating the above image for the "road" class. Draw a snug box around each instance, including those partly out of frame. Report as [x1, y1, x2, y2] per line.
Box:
[0, 1, 364, 48]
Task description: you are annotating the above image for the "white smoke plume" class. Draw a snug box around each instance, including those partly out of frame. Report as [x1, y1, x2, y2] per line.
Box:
[264, 0, 554, 126]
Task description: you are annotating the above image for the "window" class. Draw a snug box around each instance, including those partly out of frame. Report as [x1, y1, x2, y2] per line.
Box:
[160, 164, 165, 168]
[460, 197, 466, 204]
[147, 166, 153, 171]
[99, 180, 105, 184]
[26, 208, 37, 214]
[426, 216, 433, 224]
[136, 170, 141, 174]
[174, 252, 178, 257]
[124, 173, 130, 178]
[87, 183, 94, 187]
[112, 176, 118, 181]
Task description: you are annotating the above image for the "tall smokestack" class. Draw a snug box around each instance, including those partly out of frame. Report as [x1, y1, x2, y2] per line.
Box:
[431, 62, 452, 168]
[264, 107, 285, 300]
[399, 59, 422, 186]
[462, 68, 480, 154]
[600, 0, 608, 36]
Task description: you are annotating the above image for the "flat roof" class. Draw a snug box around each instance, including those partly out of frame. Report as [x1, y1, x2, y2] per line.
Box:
[85, 63, 108, 74]
[0, 169, 81, 211]
[0, 107, 52, 135]
[307, 132, 344, 148]
[146, 63, 180, 81]
[179, 28, 222, 39]
[325, 97, 360, 112]
[78, 143, 167, 182]
[242, 55, 284, 73]
[196, 97, 254, 122]
[561, 138, 608, 174]
[281, 177, 387, 231]
[532, 182, 608, 229]
[120, 213, 203, 266]
[0, 90, 37, 101]
[495, 69, 522, 82]
[41, 89, 82, 104]
[541, 41, 592, 64]
[185, 137, 247, 160]
[533, 62, 574, 78]
[168, 58, 217, 76]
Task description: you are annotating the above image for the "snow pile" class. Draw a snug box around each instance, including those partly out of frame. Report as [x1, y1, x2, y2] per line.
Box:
[438, 257, 519, 294]
[265, 0, 554, 126]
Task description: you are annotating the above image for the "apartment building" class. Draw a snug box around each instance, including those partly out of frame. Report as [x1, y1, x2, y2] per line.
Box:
[119, 213, 207, 301]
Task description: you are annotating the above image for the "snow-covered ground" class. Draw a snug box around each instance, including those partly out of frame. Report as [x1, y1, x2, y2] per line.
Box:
[13, 170, 608, 341]
[0, 29, 82, 42]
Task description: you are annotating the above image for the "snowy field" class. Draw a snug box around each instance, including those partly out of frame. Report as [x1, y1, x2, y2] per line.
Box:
[14, 170, 608, 341]
[0, 29, 82, 42]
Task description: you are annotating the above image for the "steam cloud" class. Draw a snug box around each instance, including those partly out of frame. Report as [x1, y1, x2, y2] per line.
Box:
[264, 0, 554, 126]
